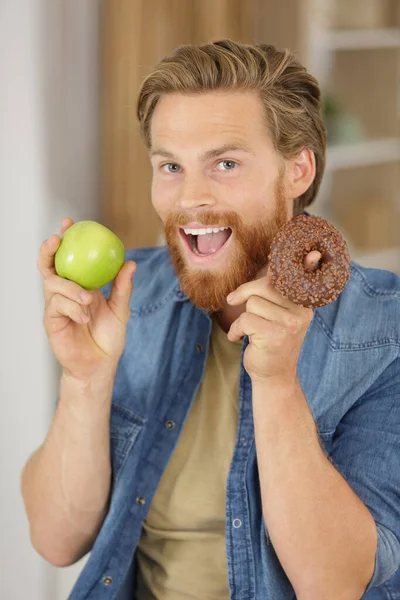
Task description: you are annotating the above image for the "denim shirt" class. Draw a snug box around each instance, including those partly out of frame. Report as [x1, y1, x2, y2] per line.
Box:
[68, 246, 400, 600]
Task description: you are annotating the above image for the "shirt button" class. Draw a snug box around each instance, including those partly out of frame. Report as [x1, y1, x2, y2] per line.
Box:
[136, 496, 146, 506]
[165, 420, 176, 430]
[232, 518, 242, 529]
[103, 575, 113, 586]
[196, 343, 203, 353]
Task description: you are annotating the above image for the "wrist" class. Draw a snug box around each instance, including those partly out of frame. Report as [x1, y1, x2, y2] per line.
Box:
[61, 365, 118, 388]
[251, 373, 300, 394]
[251, 375, 318, 440]
[59, 368, 117, 411]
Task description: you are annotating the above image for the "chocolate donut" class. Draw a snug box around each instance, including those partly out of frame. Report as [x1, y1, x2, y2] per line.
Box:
[268, 214, 351, 308]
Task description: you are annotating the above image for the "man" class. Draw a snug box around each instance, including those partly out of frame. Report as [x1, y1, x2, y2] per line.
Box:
[21, 39, 400, 600]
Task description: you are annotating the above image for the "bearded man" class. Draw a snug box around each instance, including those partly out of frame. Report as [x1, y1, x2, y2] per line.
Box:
[22, 40, 400, 600]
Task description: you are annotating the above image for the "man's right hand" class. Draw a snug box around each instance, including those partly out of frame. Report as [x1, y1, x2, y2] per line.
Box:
[38, 218, 136, 381]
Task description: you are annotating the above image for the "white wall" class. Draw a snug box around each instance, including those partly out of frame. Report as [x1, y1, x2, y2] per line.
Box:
[0, 1, 100, 598]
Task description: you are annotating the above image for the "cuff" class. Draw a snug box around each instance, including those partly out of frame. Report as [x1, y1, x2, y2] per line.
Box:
[364, 522, 400, 590]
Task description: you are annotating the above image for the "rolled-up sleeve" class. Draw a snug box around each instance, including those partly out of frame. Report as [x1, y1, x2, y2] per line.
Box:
[367, 522, 400, 589]
[327, 356, 400, 589]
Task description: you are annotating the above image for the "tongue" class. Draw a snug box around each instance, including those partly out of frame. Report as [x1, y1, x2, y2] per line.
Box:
[197, 230, 231, 254]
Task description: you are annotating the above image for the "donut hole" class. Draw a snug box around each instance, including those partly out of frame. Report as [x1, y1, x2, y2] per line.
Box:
[303, 250, 323, 272]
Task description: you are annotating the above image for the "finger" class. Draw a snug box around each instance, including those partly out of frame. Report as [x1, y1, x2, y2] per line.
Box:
[107, 261, 137, 325]
[245, 294, 291, 325]
[247, 294, 312, 334]
[304, 250, 322, 272]
[37, 234, 62, 279]
[43, 273, 93, 309]
[227, 273, 293, 310]
[37, 219, 75, 279]
[45, 293, 89, 326]
[59, 217, 74, 236]
[227, 312, 265, 343]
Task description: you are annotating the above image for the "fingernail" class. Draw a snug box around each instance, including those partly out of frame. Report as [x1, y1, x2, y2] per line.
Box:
[226, 292, 235, 303]
[80, 292, 91, 302]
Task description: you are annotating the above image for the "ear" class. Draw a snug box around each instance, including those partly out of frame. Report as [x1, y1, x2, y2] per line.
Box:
[285, 147, 316, 200]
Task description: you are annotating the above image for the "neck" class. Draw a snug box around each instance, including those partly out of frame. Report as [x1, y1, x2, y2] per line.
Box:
[213, 302, 246, 333]
[214, 263, 269, 333]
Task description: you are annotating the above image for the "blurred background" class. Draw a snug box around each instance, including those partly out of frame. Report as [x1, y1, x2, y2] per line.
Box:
[0, 1, 398, 598]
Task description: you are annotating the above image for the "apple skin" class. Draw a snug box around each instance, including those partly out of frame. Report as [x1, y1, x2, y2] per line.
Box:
[55, 221, 125, 289]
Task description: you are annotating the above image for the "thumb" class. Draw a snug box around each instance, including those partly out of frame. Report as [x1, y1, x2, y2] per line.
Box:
[304, 250, 322, 272]
[107, 261, 137, 324]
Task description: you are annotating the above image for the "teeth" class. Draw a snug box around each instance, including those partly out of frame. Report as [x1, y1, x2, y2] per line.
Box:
[183, 226, 229, 235]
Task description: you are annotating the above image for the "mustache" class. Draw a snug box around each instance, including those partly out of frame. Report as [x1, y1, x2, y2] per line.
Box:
[164, 210, 243, 228]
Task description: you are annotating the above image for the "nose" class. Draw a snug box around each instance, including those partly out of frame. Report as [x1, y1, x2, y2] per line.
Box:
[176, 174, 216, 210]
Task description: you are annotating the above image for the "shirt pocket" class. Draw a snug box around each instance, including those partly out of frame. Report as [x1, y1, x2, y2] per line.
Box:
[109, 403, 145, 484]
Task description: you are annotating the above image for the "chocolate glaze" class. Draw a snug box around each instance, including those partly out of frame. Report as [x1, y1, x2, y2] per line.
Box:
[268, 215, 351, 308]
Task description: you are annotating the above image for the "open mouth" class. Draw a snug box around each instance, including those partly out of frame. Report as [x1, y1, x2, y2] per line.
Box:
[179, 227, 233, 258]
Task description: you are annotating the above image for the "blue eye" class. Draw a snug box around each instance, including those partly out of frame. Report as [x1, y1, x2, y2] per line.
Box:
[217, 160, 237, 171]
[161, 163, 181, 173]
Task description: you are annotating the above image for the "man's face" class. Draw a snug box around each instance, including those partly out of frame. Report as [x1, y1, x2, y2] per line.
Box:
[149, 90, 292, 313]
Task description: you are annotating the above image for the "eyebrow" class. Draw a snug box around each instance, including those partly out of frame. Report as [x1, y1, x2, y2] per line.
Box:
[149, 143, 255, 162]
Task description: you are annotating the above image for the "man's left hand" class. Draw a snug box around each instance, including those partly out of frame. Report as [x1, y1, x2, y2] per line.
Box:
[226, 269, 313, 384]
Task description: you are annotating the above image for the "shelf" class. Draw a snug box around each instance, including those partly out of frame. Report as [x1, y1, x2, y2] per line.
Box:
[325, 28, 400, 51]
[326, 138, 400, 171]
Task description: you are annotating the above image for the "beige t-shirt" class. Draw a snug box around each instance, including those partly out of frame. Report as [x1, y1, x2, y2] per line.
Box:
[134, 316, 243, 599]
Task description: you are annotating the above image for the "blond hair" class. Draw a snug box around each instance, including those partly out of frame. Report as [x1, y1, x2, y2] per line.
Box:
[137, 39, 326, 212]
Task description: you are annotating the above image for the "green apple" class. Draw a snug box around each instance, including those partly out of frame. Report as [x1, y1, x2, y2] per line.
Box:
[55, 220, 125, 289]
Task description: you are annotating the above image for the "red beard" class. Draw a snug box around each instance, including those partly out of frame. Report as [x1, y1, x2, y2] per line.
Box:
[163, 174, 289, 313]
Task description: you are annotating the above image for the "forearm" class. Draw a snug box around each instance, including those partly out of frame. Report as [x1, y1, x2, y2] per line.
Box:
[21, 370, 115, 566]
[252, 377, 377, 600]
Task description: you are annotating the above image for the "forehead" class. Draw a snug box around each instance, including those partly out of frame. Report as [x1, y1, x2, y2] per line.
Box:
[149, 90, 272, 149]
